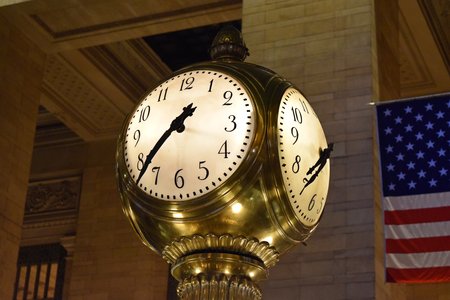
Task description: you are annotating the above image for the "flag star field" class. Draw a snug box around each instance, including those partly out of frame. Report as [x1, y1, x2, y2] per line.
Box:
[377, 95, 450, 197]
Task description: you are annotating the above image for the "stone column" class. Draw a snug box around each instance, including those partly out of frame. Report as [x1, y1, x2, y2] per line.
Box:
[372, 0, 400, 101]
[243, 0, 375, 299]
[372, 1, 400, 299]
[60, 235, 76, 300]
[0, 15, 46, 299]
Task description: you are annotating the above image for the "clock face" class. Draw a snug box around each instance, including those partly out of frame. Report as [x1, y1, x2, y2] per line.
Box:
[277, 87, 330, 227]
[124, 70, 255, 201]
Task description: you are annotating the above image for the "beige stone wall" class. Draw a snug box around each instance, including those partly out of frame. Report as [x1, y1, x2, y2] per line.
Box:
[0, 15, 45, 299]
[243, 0, 374, 299]
[69, 165, 168, 299]
[31, 140, 169, 299]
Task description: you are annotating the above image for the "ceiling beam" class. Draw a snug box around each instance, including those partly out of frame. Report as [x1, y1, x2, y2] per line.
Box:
[0, 0, 242, 53]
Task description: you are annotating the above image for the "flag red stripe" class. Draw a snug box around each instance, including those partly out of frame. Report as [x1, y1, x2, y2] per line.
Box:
[386, 266, 450, 283]
[386, 236, 450, 253]
[384, 206, 450, 225]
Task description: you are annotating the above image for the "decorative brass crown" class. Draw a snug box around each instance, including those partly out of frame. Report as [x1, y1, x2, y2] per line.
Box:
[162, 233, 280, 268]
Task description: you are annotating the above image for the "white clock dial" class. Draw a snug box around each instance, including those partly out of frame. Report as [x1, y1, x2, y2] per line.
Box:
[124, 70, 255, 201]
[277, 87, 330, 227]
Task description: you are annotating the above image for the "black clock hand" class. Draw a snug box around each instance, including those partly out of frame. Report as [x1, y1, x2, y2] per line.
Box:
[306, 143, 334, 176]
[300, 143, 333, 195]
[136, 103, 197, 184]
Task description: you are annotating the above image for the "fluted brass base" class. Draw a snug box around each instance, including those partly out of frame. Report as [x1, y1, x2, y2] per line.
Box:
[172, 253, 267, 299]
[177, 274, 262, 300]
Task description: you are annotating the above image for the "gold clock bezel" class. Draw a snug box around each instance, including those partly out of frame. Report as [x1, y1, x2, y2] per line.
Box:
[116, 63, 266, 220]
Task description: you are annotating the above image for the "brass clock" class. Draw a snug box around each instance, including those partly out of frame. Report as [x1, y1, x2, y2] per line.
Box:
[116, 26, 332, 299]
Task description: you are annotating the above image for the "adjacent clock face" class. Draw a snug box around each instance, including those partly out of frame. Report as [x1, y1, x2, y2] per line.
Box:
[124, 70, 256, 201]
[277, 87, 330, 227]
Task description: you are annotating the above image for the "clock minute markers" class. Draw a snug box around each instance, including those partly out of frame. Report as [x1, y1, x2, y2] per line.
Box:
[136, 103, 197, 184]
[299, 143, 333, 195]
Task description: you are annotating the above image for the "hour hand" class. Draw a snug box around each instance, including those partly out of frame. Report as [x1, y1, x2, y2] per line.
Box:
[306, 143, 333, 176]
[170, 103, 197, 133]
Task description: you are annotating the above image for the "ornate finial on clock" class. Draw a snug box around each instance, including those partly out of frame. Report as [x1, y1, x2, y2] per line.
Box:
[209, 25, 249, 61]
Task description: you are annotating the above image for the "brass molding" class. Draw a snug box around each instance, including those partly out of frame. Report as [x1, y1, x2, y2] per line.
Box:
[162, 234, 280, 268]
[173, 253, 267, 282]
[177, 272, 262, 300]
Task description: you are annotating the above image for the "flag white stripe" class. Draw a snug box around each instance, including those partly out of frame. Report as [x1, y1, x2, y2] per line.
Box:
[384, 192, 450, 211]
[385, 221, 450, 239]
[386, 251, 450, 269]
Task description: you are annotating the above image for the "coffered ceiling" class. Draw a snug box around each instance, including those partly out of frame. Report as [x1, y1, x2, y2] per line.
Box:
[39, 38, 170, 141]
[1, 0, 448, 144]
[399, 0, 450, 97]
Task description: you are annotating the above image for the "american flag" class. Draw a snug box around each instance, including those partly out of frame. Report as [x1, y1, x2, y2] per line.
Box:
[376, 93, 450, 283]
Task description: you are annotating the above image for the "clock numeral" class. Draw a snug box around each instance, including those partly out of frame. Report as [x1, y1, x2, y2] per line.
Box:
[137, 153, 144, 171]
[198, 161, 209, 180]
[139, 105, 150, 122]
[308, 194, 316, 211]
[218, 140, 230, 158]
[300, 99, 309, 114]
[133, 129, 141, 147]
[158, 87, 168, 101]
[152, 166, 160, 185]
[174, 169, 185, 188]
[225, 115, 237, 132]
[208, 79, 214, 92]
[180, 77, 195, 91]
[291, 127, 299, 145]
[317, 196, 324, 214]
[291, 107, 302, 124]
[292, 155, 301, 174]
[223, 91, 233, 106]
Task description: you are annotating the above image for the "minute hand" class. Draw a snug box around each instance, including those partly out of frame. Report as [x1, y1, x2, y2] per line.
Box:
[300, 143, 333, 195]
[136, 103, 197, 184]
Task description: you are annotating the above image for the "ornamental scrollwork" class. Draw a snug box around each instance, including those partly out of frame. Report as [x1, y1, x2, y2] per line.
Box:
[25, 177, 80, 215]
